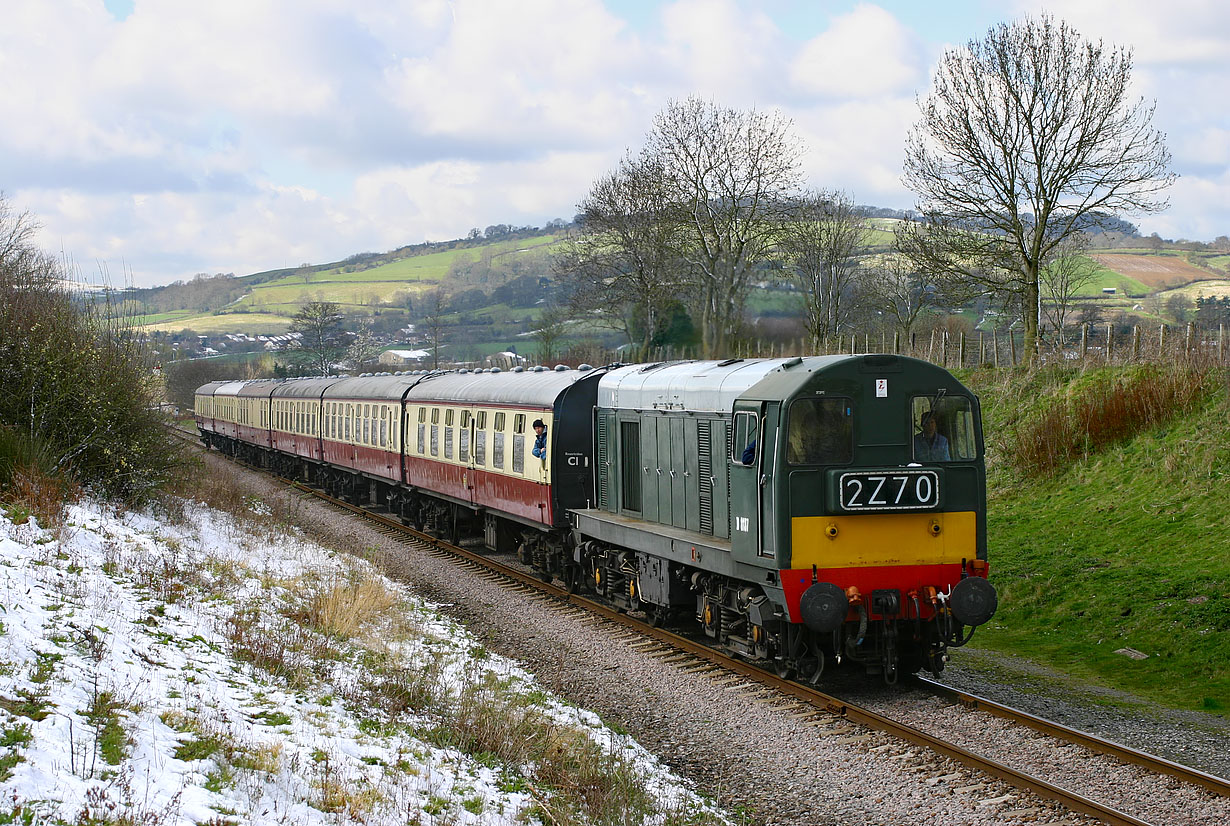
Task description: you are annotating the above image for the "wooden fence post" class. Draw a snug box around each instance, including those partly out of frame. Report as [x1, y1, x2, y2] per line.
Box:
[1106, 323, 1113, 361]
[1132, 326, 1141, 362]
[1158, 325, 1166, 359]
[1081, 323, 1089, 359]
[1009, 330, 1017, 366]
[959, 332, 966, 368]
[1186, 322, 1195, 355]
[894, 330, 901, 354]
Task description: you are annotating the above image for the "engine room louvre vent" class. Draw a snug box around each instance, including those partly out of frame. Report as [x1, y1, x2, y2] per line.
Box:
[698, 418, 713, 535]
[596, 415, 610, 510]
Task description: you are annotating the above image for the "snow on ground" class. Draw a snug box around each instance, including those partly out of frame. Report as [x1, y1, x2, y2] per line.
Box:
[0, 499, 727, 825]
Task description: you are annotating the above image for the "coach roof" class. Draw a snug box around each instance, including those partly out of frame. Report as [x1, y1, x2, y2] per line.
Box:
[403, 368, 600, 408]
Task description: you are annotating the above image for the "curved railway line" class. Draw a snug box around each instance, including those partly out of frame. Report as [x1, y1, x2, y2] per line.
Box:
[295, 481, 1230, 825]
[177, 427, 1228, 825]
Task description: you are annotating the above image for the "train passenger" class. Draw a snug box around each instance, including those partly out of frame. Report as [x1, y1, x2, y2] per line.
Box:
[532, 419, 548, 460]
[913, 411, 950, 461]
[741, 440, 756, 465]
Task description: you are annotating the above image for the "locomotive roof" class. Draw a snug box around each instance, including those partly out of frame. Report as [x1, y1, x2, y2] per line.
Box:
[401, 367, 601, 407]
[598, 356, 857, 413]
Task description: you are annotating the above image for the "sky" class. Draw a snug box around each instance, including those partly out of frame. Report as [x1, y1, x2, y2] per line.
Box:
[0, 498, 722, 823]
[2, 0, 1227, 288]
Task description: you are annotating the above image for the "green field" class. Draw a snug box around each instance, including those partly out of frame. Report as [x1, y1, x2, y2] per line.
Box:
[229, 235, 562, 315]
[141, 312, 292, 335]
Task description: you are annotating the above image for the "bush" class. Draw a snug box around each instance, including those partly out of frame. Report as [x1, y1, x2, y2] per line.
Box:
[0, 197, 183, 504]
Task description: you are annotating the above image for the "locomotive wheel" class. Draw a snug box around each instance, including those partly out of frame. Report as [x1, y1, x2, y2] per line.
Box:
[773, 658, 796, 680]
[562, 564, 582, 594]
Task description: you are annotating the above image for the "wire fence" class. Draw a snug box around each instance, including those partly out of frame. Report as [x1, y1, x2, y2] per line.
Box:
[545, 322, 1230, 371]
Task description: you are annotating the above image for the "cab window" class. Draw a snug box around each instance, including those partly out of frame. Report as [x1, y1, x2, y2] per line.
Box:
[786, 398, 852, 465]
[732, 411, 758, 465]
[910, 395, 977, 462]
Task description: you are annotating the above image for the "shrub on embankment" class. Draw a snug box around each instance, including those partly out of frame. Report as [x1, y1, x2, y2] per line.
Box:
[964, 363, 1230, 712]
[0, 198, 183, 516]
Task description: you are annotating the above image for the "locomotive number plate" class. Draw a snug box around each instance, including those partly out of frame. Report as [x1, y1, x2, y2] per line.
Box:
[839, 470, 939, 511]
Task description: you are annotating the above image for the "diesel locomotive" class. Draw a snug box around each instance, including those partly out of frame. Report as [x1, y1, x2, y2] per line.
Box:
[196, 354, 997, 682]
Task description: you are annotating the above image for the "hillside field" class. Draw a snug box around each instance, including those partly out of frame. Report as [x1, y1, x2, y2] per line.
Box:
[964, 365, 1230, 713]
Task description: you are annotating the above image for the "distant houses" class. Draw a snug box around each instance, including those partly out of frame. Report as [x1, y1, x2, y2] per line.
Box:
[378, 348, 432, 367]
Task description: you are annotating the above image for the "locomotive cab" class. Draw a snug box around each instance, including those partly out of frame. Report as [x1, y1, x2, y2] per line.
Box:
[729, 355, 995, 679]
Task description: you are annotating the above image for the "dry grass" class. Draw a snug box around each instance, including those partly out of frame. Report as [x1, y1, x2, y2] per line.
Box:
[296, 572, 399, 639]
[1001, 363, 1218, 475]
[3, 465, 79, 530]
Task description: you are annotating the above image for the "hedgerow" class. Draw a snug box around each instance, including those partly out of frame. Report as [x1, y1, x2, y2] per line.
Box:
[0, 196, 183, 507]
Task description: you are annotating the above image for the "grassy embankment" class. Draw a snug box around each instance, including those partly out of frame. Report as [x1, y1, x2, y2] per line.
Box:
[961, 363, 1230, 713]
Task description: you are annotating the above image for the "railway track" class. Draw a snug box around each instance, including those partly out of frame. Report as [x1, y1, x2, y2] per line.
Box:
[278, 475, 1227, 826]
[179, 430, 1228, 825]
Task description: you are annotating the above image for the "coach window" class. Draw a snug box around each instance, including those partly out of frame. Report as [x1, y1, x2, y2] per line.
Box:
[511, 414, 526, 474]
[493, 412, 506, 468]
[430, 407, 440, 456]
[444, 407, 455, 460]
[458, 410, 471, 462]
[474, 411, 487, 465]
[379, 406, 388, 447]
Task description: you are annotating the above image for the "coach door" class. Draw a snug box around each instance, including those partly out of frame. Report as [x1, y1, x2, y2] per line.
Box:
[462, 409, 477, 505]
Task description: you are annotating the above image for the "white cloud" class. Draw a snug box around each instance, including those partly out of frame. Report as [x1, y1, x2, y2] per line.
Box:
[2, 1, 1227, 286]
[790, 4, 924, 98]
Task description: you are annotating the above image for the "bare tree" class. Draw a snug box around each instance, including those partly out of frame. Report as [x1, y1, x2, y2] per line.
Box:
[289, 300, 344, 376]
[901, 15, 1174, 363]
[418, 288, 449, 369]
[532, 303, 571, 365]
[874, 253, 941, 338]
[1039, 235, 1099, 345]
[645, 97, 804, 357]
[345, 319, 382, 372]
[778, 190, 873, 345]
[553, 153, 686, 351]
